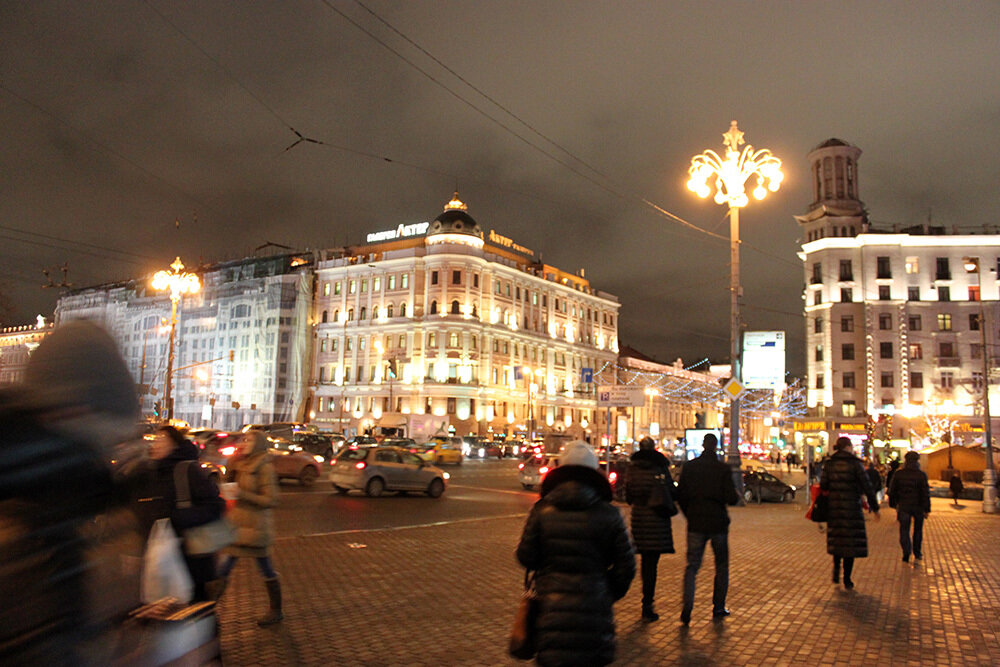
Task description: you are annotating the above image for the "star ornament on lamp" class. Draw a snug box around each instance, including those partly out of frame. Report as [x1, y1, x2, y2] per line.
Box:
[687, 121, 783, 207]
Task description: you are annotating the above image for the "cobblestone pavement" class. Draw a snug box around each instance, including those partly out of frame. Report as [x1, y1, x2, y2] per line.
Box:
[217, 496, 1000, 666]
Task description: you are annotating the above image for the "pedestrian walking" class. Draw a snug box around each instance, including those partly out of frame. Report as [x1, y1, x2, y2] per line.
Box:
[949, 474, 964, 506]
[675, 434, 739, 625]
[885, 459, 900, 492]
[866, 460, 884, 506]
[215, 431, 283, 625]
[516, 441, 635, 666]
[888, 451, 931, 562]
[0, 321, 141, 664]
[625, 437, 676, 621]
[820, 437, 880, 589]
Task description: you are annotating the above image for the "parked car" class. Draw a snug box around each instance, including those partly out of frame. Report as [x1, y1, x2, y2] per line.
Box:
[288, 431, 336, 459]
[382, 437, 417, 449]
[518, 453, 561, 490]
[269, 437, 325, 486]
[743, 469, 796, 503]
[415, 440, 464, 465]
[329, 445, 449, 498]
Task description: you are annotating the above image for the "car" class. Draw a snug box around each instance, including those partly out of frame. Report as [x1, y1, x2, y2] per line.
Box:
[328, 445, 449, 497]
[518, 453, 560, 490]
[195, 430, 242, 479]
[382, 437, 417, 449]
[346, 435, 379, 448]
[244, 422, 320, 440]
[743, 469, 797, 503]
[415, 440, 464, 465]
[268, 437, 325, 486]
[288, 431, 336, 459]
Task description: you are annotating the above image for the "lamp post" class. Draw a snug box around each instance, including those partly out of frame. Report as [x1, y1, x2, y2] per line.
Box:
[688, 121, 783, 477]
[963, 257, 997, 513]
[152, 257, 200, 422]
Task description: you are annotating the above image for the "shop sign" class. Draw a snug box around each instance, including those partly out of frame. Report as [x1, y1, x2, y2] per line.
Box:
[366, 222, 429, 243]
[488, 230, 533, 256]
[834, 422, 866, 431]
[794, 421, 827, 431]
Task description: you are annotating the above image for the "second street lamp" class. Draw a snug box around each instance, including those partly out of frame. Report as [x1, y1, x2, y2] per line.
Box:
[152, 256, 201, 422]
[688, 121, 783, 483]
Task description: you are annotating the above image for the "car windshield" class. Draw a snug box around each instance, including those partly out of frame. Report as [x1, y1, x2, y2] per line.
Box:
[336, 447, 370, 461]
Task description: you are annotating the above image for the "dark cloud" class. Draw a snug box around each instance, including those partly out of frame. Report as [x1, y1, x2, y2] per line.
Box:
[2, 1, 1000, 377]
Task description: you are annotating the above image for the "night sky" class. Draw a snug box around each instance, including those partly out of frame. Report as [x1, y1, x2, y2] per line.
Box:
[3, 1, 999, 376]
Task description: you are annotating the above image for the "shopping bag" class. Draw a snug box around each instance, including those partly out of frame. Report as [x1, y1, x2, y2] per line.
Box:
[114, 599, 219, 666]
[140, 519, 193, 604]
[509, 572, 539, 660]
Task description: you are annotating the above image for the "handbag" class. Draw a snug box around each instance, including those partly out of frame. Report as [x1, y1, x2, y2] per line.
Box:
[140, 519, 194, 604]
[508, 571, 539, 660]
[647, 472, 679, 518]
[174, 461, 236, 555]
[808, 491, 829, 523]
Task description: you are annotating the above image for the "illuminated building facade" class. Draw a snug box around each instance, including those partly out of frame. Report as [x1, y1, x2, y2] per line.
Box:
[799, 139, 1000, 455]
[55, 252, 314, 429]
[0, 316, 53, 386]
[309, 193, 620, 441]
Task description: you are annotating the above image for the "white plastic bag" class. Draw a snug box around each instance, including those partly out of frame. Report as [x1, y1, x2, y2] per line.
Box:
[140, 518, 193, 604]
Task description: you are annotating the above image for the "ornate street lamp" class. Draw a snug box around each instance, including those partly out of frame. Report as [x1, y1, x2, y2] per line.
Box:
[688, 121, 783, 479]
[152, 257, 200, 421]
[963, 256, 997, 513]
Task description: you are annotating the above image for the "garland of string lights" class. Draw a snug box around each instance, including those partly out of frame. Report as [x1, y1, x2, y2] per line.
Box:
[592, 360, 806, 419]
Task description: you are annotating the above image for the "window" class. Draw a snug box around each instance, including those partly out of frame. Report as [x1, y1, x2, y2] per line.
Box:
[935, 257, 951, 280]
[840, 288, 853, 303]
[400, 302, 407, 317]
[843, 372, 855, 389]
[880, 372, 894, 388]
[938, 286, 950, 302]
[971, 343, 983, 359]
[839, 260, 853, 281]
[495, 280, 501, 295]
[973, 371, 985, 390]
[909, 315, 922, 331]
[401, 274, 409, 289]
[334, 281, 342, 295]
[969, 285, 981, 301]
[970, 313, 981, 331]
[940, 372, 954, 389]
[346, 337, 353, 351]
[323, 282, 330, 296]
[452, 270, 461, 285]
[348, 308, 355, 321]
[398, 335, 406, 349]
[448, 332, 459, 347]
[814, 291, 822, 305]
[388, 275, 396, 290]
[879, 313, 892, 330]
[814, 317, 822, 333]
[349, 279, 356, 294]
[447, 397, 456, 414]
[450, 300, 461, 315]
[387, 304, 394, 318]
[878, 285, 891, 300]
[373, 277, 380, 291]
[428, 333, 436, 347]
[430, 301, 438, 315]
[908, 286, 920, 301]
[815, 345, 824, 361]
[321, 310, 328, 323]
[937, 313, 953, 331]
[876, 256, 891, 279]
[909, 343, 922, 359]
[842, 400, 857, 417]
[816, 374, 824, 389]
[841, 316, 854, 332]
[360, 279, 367, 293]
[811, 263, 822, 284]
[473, 274, 479, 288]
[842, 343, 855, 360]
[939, 342, 956, 358]
[359, 307, 366, 320]
[905, 257, 919, 274]
[880, 342, 893, 359]
[911, 372, 923, 389]
[431, 271, 439, 285]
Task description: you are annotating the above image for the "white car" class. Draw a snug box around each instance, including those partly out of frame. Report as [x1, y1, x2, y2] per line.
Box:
[518, 454, 560, 490]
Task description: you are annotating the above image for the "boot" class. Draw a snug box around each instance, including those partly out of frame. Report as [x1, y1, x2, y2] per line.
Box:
[641, 605, 659, 621]
[205, 578, 228, 601]
[832, 562, 839, 584]
[257, 577, 283, 626]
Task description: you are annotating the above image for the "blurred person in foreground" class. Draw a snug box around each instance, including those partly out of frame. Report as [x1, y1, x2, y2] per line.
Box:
[887, 450, 930, 563]
[0, 321, 140, 665]
[821, 436, 880, 589]
[675, 433, 739, 625]
[516, 441, 635, 666]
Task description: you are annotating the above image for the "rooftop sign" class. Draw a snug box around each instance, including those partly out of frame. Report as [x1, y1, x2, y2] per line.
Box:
[488, 230, 533, 256]
[366, 222, 429, 243]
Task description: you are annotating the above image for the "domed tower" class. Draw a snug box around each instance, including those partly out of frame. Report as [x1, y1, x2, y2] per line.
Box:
[425, 192, 485, 248]
[795, 139, 868, 242]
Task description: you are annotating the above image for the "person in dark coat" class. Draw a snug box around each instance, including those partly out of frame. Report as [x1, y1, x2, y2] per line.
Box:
[625, 437, 675, 621]
[885, 458, 900, 492]
[949, 474, 964, 506]
[0, 321, 141, 665]
[820, 437, 880, 589]
[675, 434, 739, 625]
[516, 442, 635, 667]
[888, 451, 931, 562]
[133, 425, 225, 601]
[866, 460, 884, 505]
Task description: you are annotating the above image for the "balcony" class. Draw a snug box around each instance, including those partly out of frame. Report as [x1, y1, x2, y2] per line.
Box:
[937, 356, 961, 367]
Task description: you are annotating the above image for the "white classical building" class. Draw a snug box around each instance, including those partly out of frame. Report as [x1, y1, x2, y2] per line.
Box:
[798, 138, 1000, 456]
[56, 252, 314, 429]
[309, 193, 621, 441]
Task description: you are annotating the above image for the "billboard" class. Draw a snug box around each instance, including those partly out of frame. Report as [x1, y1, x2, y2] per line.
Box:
[742, 331, 785, 390]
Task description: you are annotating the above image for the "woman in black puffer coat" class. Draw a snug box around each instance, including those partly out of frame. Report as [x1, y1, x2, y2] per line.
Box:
[820, 437, 879, 590]
[625, 437, 675, 621]
[516, 442, 635, 667]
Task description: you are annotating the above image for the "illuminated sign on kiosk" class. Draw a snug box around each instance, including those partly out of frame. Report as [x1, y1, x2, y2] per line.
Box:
[366, 222, 429, 243]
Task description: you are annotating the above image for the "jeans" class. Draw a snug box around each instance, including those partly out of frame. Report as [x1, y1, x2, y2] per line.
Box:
[898, 510, 925, 558]
[640, 552, 660, 608]
[218, 554, 278, 579]
[683, 531, 729, 614]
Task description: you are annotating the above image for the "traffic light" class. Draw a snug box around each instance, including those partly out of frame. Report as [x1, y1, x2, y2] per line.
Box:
[387, 359, 398, 380]
[152, 401, 161, 417]
[228, 350, 234, 362]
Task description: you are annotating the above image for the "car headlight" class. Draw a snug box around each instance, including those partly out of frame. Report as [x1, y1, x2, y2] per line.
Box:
[313, 455, 325, 463]
[442, 472, 450, 480]
[789, 485, 796, 491]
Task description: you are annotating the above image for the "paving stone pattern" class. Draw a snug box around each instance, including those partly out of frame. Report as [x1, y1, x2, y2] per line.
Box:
[217, 497, 1000, 666]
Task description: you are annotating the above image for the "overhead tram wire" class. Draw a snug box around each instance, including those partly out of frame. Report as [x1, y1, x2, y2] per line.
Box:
[0, 224, 156, 262]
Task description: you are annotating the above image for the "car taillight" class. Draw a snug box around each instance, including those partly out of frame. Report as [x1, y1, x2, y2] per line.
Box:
[220, 446, 237, 457]
[354, 461, 367, 470]
[218, 432, 229, 438]
[608, 471, 618, 484]
[330, 458, 337, 466]
[518, 463, 525, 470]
[539, 466, 550, 475]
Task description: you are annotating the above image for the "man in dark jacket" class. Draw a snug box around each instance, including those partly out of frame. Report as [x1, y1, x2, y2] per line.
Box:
[516, 442, 635, 666]
[675, 434, 739, 625]
[888, 450, 931, 562]
[625, 437, 676, 621]
[0, 321, 140, 665]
